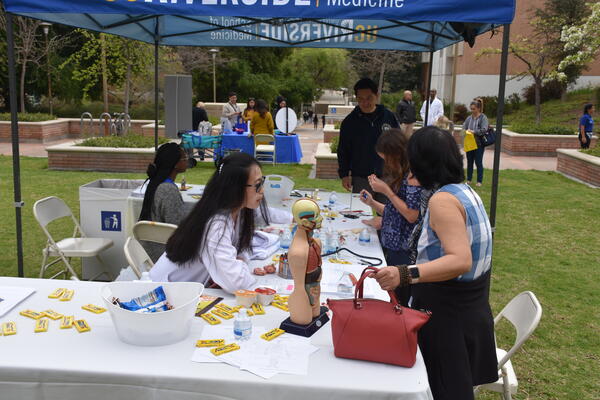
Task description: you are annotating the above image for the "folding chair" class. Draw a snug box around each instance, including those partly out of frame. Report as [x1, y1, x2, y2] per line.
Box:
[33, 196, 113, 280]
[254, 133, 276, 165]
[123, 237, 154, 279]
[132, 221, 177, 244]
[475, 291, 543, 400]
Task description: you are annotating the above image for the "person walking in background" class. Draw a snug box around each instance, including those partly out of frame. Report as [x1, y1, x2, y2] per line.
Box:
[192, 101, 208, 131]
[579, 103, 594, 149]
[242, 98, 256, 122]
[250, 99, 274, 136]
[396, 90, 417, 135]
[463, 99, 488, 187]
[420, 89, 444, 127]
[337, 78, 399, 199]
[321, 114, 326, 128]
[313, 114, 318, 129]
[221, 92, 241, 131]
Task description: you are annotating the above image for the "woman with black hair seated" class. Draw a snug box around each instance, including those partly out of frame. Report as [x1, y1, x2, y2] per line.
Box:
[139, 142, 188, 262]
[150, 152, 269, 293]
[370, 126, 497, 400]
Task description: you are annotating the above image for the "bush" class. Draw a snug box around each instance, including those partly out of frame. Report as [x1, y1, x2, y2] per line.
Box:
[507, 93, 521, 112]
[523, 80, 563, 105]
[334, 122, 341, 130]
[77, 134, 170, 148]
[452, 104, 468, 123]
[510, 122, 575, 135]
[330, 136, 340, 153]
[582, 147, 600, 158]
[0, 113, 56, 122]
[39, 100, 166, 121]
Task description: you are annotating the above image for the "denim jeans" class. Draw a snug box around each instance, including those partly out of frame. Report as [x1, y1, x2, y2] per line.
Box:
[466, 146, 485, 183]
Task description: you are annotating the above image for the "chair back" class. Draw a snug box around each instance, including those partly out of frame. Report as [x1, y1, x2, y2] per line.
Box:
[33, 196, 75, 228]
[495, 291, 542, 368]
[124, 237, 154, 278]
[254, 134, 274, 146]
[264, 175, 294, 205]
[133, 221, 177, 244]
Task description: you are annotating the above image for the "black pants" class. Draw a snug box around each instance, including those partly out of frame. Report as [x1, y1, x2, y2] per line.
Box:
[466, 147, 484, 183]
[580, 133, 591, 149]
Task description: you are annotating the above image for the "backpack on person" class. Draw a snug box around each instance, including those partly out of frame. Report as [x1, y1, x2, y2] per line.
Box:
[197, 121, 213, 136]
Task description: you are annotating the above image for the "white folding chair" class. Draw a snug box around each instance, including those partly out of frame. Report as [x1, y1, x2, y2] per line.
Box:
[264, 175, 294, 205]
[132, 221, 177, 244]
[123, 237, 154, 279]
[254, 134, 276, 165]
[475, 291, 542, 400]
[33, 196, 113, 281]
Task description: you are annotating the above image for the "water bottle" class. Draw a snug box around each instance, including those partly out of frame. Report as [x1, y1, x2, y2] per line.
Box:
[312, 229, 320, 240]
[280, 228, 292, 250]
[359, 228, 371, 245]
[233, 308, 252, 341]
[328, 191, 338, 206]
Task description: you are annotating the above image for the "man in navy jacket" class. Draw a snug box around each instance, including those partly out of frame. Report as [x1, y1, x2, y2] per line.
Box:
[338, 78, 399, 197]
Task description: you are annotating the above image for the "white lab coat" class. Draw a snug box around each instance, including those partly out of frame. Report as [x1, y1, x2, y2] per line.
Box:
[420, 97, 444, 126]
[150, 213, 256, 293]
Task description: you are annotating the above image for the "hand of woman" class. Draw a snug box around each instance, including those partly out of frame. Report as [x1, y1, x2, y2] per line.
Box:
[368, 174, 392, 197]
[370, 267, 400, 291]
[359, 189, 373, 206]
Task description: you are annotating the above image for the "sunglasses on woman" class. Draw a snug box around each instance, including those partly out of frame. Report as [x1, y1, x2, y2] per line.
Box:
[246, 176, 266, 193]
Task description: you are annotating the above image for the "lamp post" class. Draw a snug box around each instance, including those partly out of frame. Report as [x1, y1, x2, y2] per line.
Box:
[209, 48, 219, 103]
[40, 22, 52, 116]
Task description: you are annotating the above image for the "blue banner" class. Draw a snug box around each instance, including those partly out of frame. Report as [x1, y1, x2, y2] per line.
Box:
[5, 0, 515, 24]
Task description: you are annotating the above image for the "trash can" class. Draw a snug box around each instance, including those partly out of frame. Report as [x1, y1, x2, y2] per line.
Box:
[80, 179, 145, 280]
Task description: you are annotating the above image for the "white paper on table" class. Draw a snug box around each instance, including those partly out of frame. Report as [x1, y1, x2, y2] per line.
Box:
[0, 286, 36, 317]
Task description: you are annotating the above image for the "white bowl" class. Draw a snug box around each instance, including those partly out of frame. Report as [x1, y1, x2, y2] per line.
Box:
[101, 281, 204, 346]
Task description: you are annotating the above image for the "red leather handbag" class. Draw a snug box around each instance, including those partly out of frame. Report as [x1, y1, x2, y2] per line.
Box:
[326, 266, 431, 367]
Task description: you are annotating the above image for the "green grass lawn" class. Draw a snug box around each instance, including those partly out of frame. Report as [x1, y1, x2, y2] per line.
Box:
[0, 156, 598, 399]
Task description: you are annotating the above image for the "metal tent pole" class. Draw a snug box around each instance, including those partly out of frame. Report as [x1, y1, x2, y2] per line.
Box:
[424, 27, 435, 127]
[489, 24, 511, 234]
[154, 17, 160, 151]
[6, 13, 25, 277]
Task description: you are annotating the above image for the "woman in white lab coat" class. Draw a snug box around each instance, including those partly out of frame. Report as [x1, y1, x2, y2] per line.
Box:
[150, 152, 269, 293]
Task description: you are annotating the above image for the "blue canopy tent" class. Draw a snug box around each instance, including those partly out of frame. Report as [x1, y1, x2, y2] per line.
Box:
[3, 0, 515, 277]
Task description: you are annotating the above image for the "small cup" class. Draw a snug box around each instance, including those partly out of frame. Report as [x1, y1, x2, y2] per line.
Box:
[234, 290, 257, 308]
[255, 287, 276, 306]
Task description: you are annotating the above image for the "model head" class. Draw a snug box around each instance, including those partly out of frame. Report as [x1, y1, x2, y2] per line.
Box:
[292, 198, 323, 230]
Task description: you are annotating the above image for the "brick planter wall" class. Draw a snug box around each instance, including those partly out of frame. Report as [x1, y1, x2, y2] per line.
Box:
[556, 149, 600, 187]
[47, 142, 155, 173]
[315, 142, 338, 179]
[323, 124, 339, 143]
[69, 119, 152, 136]
[501, 129, 597, 157]
[0, 119, 70, 142]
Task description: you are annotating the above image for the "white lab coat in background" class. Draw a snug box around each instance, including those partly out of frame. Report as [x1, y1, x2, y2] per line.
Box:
[150, 212, 256, 293]
[420, 97, 444, 126]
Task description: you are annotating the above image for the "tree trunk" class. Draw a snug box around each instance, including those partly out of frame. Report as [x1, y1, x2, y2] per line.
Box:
[534, 78, 542, 124]
[101, 34, 109, 135]
[20, 61, 27, 113]
[124, 63, 131, 116]
[377, 62, 385, 102]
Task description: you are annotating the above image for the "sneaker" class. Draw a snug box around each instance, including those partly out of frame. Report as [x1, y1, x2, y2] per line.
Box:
[476, 182, 482, 187]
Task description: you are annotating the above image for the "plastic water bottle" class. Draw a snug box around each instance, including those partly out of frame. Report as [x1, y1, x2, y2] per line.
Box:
[233, 308, 252, 341]
[359, 228, 371, 245]
[312, 229, 320, 240]
[280, 228, 292, 249]
[329, 191, 338, 206]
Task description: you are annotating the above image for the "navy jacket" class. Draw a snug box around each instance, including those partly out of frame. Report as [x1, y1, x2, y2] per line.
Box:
[337, 104, 399, 179]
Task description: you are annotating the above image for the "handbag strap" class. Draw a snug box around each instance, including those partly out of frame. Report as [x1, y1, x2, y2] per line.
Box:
[354, 266, 400, 309]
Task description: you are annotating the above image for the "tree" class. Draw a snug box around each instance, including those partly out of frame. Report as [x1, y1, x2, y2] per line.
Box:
[550, 2, 600, 84]
[283, 49, 350, 96]
[349, 50, 416, 98]
[0, 13, 68, 112]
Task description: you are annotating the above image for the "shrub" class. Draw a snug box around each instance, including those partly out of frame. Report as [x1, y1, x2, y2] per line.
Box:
[510, 122, 575, 135]
[507, 93, 521, 112]
[0, 113, 56, 122]
[452, 104, 468, 123]
[334, 122, 341, 130]
[582, 147, 600, 158]
[330, 136, 340, 153]
[77, 134, 170, 148]
[522, 80, 563, 105]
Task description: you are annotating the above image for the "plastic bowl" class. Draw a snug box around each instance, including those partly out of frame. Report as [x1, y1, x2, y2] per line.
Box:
[101, 281, 204, 346]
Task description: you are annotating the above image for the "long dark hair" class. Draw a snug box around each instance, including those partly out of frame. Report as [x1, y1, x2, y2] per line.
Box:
[256, 99, 269, 118]
[408, 126, 464, 190]
[139, 143, 182, 221]
[165, 152, 267, 264]
[375, 128, 410, 191]
[583, 103, 593, 115]
[246, 98, 256, 111]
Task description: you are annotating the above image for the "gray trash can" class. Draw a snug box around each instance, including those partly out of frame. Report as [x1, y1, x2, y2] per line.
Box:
[79, 179, 145, 280]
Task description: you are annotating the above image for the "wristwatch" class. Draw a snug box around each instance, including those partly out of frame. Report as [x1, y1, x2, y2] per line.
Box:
[408, 265, 420, 284]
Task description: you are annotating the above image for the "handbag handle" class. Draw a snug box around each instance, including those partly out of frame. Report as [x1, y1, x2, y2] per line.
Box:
[353, 266, 400, 310]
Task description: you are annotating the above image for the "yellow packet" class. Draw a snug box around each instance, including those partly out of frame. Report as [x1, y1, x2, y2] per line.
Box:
[212, 309, 234, 320]
[214, 303, 235, 313]
[2, 322, 17, 336]
[59, 289, 74, 301]
[60, 315, 74, 329]
[251, 303, 265, 315]
[81, 304, 107, 314]
[271, 302, 289, 312]
[196, 339, 225, 347]
[42, 310, 63, 320]
[261, 328, 285, 341]
[48, 288, 66, 299]
[200, 313, 221, 325]
[34, 319, 49, 333]
[19, 309, 44, 320]
[210, 343, 240, 356]
[74, 319, 91, 333]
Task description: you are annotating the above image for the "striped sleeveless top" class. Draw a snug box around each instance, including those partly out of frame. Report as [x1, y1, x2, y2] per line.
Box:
[416, 183, 493, 281]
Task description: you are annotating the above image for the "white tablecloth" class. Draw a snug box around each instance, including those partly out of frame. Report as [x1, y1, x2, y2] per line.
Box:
[0, 277, 432, 400]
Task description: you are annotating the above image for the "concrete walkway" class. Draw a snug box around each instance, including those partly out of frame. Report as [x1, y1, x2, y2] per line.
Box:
[0, 127, 557, 172]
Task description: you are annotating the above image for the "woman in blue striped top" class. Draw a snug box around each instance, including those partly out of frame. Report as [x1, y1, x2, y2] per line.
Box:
[370, 126, 497, 400]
